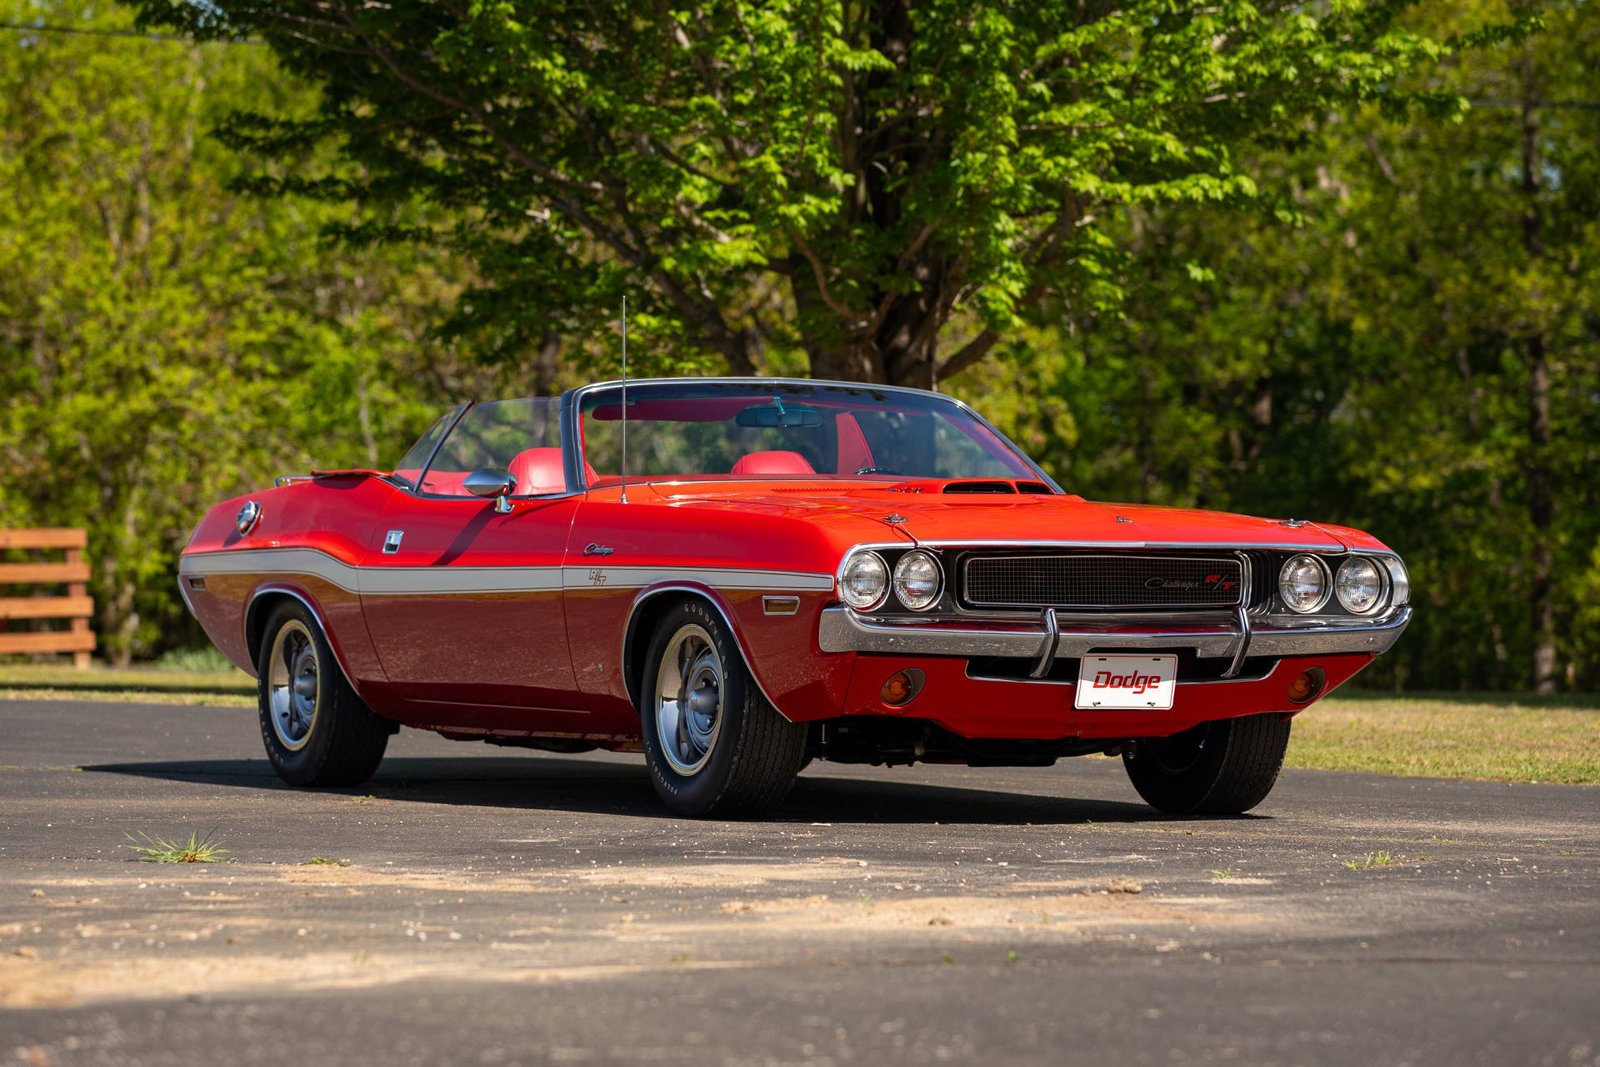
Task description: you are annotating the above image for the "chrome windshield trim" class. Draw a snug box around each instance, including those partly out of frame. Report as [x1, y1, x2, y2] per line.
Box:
[564, 377, 1060, 492]
[817, 605, 1412, 661]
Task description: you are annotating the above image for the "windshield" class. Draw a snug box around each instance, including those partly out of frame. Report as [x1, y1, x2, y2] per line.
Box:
[391, 403, 466, 490]
[578, 382, 1042, 485]
[413, 398, 567, 497]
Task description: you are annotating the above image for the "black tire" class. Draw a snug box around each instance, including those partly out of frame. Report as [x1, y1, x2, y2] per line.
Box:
[255, 600, 390, 787]
[639, 599, 807, 818]
[1122, 713, 1291, 815]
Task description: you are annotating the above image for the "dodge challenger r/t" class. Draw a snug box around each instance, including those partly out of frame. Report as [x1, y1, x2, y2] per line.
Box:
[179, 378, 1410, 817]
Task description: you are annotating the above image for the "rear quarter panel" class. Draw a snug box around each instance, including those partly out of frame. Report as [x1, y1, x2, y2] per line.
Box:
[179, 476, 394, 696]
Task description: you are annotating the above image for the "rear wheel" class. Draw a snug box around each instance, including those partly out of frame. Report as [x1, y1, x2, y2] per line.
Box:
[1122, 713, 1291, 815]
[256, 600, 390, 787]
[640, 600, 807, 818]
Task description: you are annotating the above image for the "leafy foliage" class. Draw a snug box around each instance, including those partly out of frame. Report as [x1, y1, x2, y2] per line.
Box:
[955, 0, 1599, 691]
[131, 0, 1503, 386]
[3, 0, 1591, 695]
[0, 2, 529, 662]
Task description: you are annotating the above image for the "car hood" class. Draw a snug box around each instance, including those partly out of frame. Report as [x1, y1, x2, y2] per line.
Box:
[638, 480, 1361, 553]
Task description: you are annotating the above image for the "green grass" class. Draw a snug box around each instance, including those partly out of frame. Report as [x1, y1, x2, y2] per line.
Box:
[153, 646, 238, 673]
[302, 856, 350, 867]
[1, 661, 1593, 786]
[1289, 691, 1600, 785]
[1343, 851, 1395, 870]
[0, 686, 255, 707]
[124, 829, 228, 864]
[0, 661, 254, 706]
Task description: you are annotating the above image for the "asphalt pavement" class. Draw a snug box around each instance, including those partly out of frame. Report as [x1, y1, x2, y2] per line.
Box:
[1, 698, 1596, 1067]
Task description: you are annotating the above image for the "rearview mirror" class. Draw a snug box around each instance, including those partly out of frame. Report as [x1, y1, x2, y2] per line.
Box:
[736, 400, 821, 429]
[463, 468, 517, 513]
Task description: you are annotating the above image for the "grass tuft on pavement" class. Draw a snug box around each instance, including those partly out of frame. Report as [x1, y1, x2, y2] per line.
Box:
[124, 829, 228, 864]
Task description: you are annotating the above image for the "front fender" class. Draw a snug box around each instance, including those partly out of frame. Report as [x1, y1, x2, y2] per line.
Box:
[622, 582, 852, 724]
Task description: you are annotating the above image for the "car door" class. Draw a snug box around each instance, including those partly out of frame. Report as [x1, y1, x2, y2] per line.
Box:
[358, 399, 584, 720]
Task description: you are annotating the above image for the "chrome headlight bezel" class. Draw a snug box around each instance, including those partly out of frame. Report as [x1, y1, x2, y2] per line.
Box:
[1383, 556, 1409, 607]
[1336, 556, 1385, 615]
[1278, 553, 1332, 614]
[892, 549, 943, 612]
[837, 549, 890, 612]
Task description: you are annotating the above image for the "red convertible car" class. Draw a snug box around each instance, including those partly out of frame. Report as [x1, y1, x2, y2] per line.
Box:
[179, 378, 1410, 817]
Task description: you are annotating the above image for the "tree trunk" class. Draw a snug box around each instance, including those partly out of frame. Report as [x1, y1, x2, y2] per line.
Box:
[797, 272, 952, 389]
[1520, 60, 1557, 693]
[798, 0, 949, 391]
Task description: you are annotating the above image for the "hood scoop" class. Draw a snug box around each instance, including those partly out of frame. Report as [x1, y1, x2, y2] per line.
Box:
[941, 479, 1053, 495]
[885, 478, 1056, 495]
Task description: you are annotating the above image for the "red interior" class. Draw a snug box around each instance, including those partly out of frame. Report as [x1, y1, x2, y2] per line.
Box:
[729, 451, 817, 476]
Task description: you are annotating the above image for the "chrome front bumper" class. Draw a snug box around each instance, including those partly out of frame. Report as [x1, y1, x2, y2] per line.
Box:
[817, 605, 1412, 677]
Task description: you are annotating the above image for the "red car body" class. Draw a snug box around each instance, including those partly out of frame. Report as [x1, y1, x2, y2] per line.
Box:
[180, 378, 1410, 814]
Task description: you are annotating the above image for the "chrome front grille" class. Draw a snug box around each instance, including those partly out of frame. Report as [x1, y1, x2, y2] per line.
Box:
[960, 554, 1244, 612]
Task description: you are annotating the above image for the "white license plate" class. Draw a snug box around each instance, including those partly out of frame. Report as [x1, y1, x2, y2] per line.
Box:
[1074, 654, 1178, 710]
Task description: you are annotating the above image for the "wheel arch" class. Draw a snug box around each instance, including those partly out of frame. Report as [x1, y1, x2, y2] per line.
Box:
[621, 585, 789, 719]
[245, 585, 366, 700]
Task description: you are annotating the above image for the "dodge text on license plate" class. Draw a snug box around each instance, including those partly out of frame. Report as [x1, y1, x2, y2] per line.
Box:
[1074, 654, 1178, 710]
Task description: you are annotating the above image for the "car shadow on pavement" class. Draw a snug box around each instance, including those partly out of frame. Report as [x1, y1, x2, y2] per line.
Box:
[78, 755, 1185, 825]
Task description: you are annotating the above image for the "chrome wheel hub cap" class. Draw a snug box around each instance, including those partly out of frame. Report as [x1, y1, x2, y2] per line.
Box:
[654, 624, 723, 776]
[267, 620, 320, 751]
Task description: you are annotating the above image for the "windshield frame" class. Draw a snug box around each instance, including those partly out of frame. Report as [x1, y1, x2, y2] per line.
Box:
[387, 401, 470, 492]
[391, 396, 583, 500]
[564, 378, 1061, 492]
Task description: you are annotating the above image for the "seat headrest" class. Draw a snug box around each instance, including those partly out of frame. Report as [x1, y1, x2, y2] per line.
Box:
[506, 447, 567, 495]
[730, 450, 816, 476]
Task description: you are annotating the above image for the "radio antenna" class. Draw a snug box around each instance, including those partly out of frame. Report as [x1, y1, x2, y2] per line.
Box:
[619, 294, 629, 505]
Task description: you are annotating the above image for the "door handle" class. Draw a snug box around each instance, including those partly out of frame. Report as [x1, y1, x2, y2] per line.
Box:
[383, 530, 404, 554]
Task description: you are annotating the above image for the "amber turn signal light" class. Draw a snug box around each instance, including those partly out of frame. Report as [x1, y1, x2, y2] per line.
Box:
[1286, 667, 1326, 705]
[881, 668, 926, 707]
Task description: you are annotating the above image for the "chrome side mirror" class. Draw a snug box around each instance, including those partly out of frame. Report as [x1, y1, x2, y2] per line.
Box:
[463, 468, 517, 513]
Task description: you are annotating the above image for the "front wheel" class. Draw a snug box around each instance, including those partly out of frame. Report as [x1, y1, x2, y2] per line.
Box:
[256, 600, 390, 787]
[640, 600, 807, 818]
[1122, 713, 1291, 815]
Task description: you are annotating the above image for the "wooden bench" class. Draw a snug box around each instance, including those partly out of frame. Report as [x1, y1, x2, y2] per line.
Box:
[0, 528, 95, 668]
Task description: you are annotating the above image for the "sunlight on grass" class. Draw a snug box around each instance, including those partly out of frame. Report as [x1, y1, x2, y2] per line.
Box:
[0, 661, 253, 706]
[1290, 693, 1600, 785]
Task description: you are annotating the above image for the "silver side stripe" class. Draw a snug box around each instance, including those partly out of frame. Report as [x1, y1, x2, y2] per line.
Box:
[180, 547, 833, 597]
[559, 566, 831, 592]
[180, 548, 364, 593]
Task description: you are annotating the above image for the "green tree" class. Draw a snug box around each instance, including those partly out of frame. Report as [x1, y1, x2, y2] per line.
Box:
[0, 2, 508, 662]
[956, 0, 1600, 692]
[134, 0, 1494, 387]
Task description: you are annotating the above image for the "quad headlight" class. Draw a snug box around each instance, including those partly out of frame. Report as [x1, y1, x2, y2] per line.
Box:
[1278, 554, 1330, 614]
[892, 550, 943, 612]
[838, 550, 889, 611]
[1336, 557, 1384, 614]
